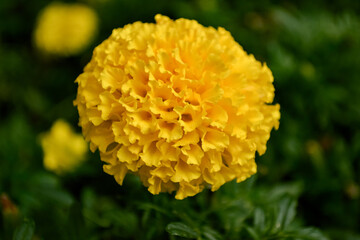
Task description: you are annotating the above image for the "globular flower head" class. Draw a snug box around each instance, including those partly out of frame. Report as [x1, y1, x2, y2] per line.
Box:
[74, 15, 280, 199]
[40, 119, 88, 174]
[34, 2, 98, 56]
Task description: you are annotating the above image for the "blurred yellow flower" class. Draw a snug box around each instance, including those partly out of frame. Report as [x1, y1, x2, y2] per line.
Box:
[40, 119, 88, 174]
[34, 2, 98, 56]
[74, 15, 280, 199]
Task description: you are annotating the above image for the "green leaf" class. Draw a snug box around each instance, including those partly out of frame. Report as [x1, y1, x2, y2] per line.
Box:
[30, 173, 74, 207]
[166, 222, 199, 239]
[267, 182, 304, 200]
[202, 226, 223, 240]
[275, 198, 297, 231]
[244, 225, 260, 240]
[294, 227, 329, 240]
[13, 218, 35, 240]
[254, 207, 266, 232]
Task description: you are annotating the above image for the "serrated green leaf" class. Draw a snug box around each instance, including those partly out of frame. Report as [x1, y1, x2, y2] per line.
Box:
[166, 222, 199, 239]
[13, 219, 35, 240]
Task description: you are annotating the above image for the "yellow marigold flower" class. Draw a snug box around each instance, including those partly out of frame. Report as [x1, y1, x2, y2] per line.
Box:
[40, 120, 88, 174]
[34, 2, 98, 56]
[74, 15, 280, 199]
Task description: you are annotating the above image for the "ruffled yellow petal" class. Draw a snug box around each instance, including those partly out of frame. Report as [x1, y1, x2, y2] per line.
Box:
[202, 128, 229, 152]
[171, 159, 201, 183]
[175, 182, 202, 200]
[103, 163, 127, 185]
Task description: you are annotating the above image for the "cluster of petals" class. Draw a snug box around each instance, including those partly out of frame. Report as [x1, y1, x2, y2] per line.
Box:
[34, 2, 98, 56]
[75, 15, 280, 199]
[40, 120, 88, 174]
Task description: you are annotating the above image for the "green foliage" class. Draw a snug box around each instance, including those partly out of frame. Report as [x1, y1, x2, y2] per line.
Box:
[1, 0, 360, 239]
[13, 219, 35, 240]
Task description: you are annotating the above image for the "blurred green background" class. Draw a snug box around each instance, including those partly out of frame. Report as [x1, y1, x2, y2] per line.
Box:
[1, 0, 360, 239]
